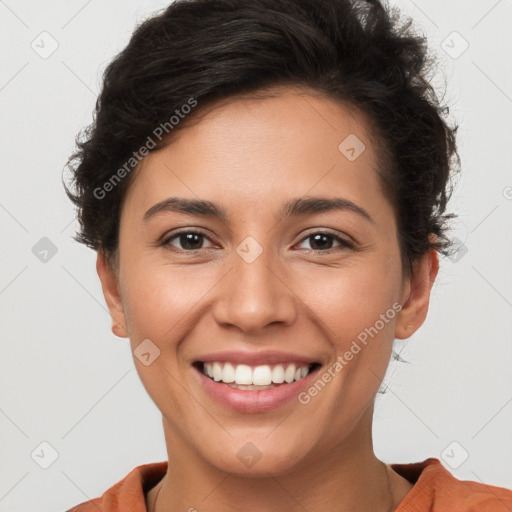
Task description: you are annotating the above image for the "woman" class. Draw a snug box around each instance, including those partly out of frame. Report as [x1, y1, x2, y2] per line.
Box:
[64, 0, 512, 510]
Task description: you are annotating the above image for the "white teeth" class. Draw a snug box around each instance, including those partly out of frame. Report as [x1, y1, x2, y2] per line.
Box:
[271, 365, 285, 383]
[212, 362, 223, 381]
[234, 364, 252, 385]
[284, 364, 296, 383]
[222, 362, 235, 383]
[202, 362, 312, 385]
[228, 383, 276, 390]
[252, 365, 272, 386]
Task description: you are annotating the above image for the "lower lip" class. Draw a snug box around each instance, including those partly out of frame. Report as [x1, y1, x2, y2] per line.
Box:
[193, 365, 320, 413]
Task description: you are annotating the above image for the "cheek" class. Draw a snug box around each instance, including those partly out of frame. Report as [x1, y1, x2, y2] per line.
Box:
[119, 260, 219, 351]
[301, 258, 402, 338]
[118, 264, 202, 410]
[121, 254, 402, 340]
[298, 258, 402, 408]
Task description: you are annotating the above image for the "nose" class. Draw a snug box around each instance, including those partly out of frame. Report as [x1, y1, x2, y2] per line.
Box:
[212, 248, 298, 334]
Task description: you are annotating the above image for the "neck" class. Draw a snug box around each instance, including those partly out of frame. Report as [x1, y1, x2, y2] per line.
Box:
[149, 407, 413, 512]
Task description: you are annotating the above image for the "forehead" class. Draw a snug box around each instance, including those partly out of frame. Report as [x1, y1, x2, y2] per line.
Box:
[123, 88, 389, 219]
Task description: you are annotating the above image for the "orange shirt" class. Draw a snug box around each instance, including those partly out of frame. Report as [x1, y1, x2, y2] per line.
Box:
[65, 458, 512, 512]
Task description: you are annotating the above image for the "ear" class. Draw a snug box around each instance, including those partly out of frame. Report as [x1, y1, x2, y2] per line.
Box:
[395, 248, 439, 339]
[96, 251, 128, 338]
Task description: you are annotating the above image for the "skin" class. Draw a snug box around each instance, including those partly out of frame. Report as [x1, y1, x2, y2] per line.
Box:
[97, 86, 439, 512]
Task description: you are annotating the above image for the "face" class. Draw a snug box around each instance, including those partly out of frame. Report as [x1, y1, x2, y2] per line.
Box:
[98, 87, 437, 477]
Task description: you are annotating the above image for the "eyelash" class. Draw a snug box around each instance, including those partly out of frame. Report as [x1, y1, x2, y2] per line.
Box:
[161, 229, 355, 254]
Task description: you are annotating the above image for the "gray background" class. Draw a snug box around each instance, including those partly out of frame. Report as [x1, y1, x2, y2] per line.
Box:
[1, 0, 511, 511]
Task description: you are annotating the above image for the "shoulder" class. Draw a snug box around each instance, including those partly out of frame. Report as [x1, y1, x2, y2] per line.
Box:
[65, 497, 102, 512]
[64, 461, 168, 512]
[393, 458, 512, 512]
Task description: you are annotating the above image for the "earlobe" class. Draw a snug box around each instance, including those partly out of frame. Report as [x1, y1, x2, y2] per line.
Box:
[112, 322, 128, 338]
[96, 251, 129, 338]
[395, 249, 439, 340]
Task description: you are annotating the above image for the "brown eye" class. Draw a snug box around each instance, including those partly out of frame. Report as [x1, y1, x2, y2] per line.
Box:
[296, 232, 354, 252]
[163, 230, 215, 251]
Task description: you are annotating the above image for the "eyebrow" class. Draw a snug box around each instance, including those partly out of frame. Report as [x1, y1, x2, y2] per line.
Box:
[143, 196, 374, 224]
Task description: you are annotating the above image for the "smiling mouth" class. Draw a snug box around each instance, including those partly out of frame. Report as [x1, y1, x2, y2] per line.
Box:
[193, 361, 322, 390]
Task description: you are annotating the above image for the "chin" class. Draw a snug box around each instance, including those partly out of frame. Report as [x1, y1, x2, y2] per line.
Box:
[202, 438, 312, 477]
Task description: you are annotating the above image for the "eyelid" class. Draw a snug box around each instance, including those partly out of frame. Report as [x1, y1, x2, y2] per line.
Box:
[161, 228, 217, 249]
[294, 228, 355, 251]
[161, 227, 356, 253]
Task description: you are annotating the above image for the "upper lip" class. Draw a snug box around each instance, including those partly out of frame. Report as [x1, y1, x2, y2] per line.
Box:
[193, 350, 321, 367]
